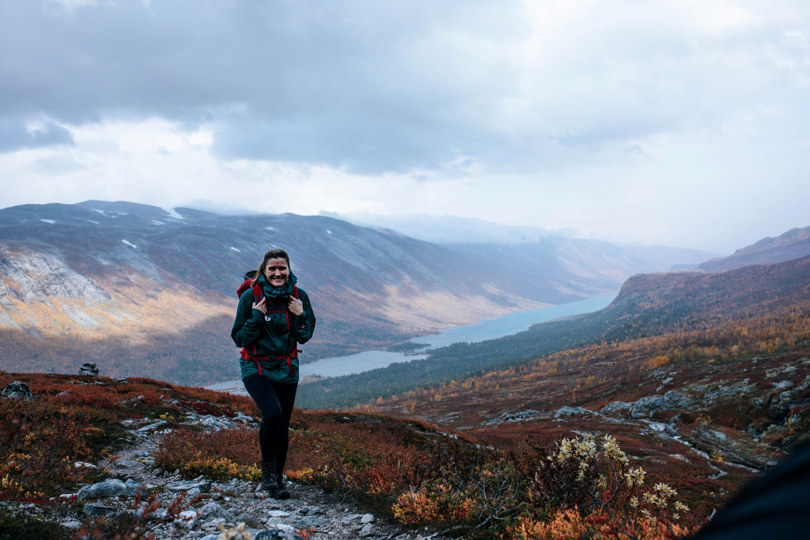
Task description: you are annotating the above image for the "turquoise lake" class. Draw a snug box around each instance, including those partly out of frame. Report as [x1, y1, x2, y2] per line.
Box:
[207, 295, 614, 393]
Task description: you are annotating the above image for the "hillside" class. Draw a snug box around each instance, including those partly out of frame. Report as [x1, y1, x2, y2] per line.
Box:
[297, 255, 810, 409]
[0, 201, 710, 386]
[699, 226, 810, 272]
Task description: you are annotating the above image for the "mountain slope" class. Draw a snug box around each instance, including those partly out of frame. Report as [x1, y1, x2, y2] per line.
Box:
[699, 226, 810, 272]
[298, 255, 810, 409]
[0, 201, 709, 385]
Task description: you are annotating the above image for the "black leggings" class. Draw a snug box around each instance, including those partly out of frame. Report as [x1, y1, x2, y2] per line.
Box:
[242, 375, 298, 476]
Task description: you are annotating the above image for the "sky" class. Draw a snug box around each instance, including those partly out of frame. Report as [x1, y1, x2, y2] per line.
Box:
[1, 0, 809, 253]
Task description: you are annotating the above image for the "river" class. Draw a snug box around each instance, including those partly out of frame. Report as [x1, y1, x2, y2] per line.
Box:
[206, 295, 613, 394]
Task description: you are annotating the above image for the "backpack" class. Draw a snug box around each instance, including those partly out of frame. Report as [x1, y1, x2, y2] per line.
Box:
[236, 270, 299, 377]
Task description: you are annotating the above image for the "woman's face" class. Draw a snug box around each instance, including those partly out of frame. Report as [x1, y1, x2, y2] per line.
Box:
[264, 257, 290, 287]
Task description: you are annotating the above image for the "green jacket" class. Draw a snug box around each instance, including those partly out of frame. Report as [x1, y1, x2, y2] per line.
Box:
[231, 272, 316, 383]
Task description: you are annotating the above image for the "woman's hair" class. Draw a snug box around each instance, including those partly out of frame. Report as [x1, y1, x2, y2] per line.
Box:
[252, 249, 291, 284]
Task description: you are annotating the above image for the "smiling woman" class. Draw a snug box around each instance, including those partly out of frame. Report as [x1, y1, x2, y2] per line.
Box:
[230, 248, 316, 499]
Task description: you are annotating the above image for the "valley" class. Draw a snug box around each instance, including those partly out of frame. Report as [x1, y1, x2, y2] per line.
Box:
[0, 201, 709, 386]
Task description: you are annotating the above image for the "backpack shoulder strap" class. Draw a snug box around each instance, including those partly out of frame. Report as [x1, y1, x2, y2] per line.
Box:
[252, 282, 262, 302]
[292, 285, 298, 299]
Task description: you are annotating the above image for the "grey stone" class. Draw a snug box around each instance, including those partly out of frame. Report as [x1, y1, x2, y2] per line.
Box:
[296, 515, 327, 528]
[233, 511, 263, 529]
[166, 479, 212, 493]
[1, 381, 32, 400]
[116, 460, 144, 469]
[631, 395, 667, 418]
[554, 406, 590, 418]
[83, 503, 117, 517]
[266, 510, 290, 518]
[663, 390, 693, 408]
[198, 501, 232, 521]
[359, 523, 375, 537]
[361, 513, 375, 523]
[77, 478, 142, 500]
[600, 401, 631, 415]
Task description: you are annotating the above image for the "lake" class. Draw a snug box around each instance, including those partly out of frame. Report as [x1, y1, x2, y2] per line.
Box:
[206, 295, 614, 394]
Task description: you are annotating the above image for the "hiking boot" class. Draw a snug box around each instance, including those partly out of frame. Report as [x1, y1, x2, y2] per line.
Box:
[261, 460, 279, 494]
[273, 474, 291, 500]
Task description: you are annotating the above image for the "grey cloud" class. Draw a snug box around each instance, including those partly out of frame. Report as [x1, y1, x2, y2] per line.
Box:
[0, 119, 74, 151]
[2, 1, 809, 174]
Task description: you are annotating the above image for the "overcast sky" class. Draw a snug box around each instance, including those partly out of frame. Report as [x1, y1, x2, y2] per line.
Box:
[1, 0, 809, 253]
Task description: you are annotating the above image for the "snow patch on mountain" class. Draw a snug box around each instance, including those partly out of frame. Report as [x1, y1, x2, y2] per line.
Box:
[162, 207, 184, 219]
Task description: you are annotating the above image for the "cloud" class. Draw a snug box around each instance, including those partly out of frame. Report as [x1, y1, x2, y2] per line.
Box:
[1, 1, 810, 252]
[0, 119, 74, 152]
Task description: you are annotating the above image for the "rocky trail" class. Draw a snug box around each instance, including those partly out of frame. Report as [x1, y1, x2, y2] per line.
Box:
[2, 410, 439, 540]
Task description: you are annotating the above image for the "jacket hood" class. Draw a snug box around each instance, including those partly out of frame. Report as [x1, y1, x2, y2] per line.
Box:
[257, 271, 298, 298]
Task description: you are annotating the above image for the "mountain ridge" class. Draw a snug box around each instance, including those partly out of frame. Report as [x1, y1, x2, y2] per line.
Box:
[0, 200, 711, 385]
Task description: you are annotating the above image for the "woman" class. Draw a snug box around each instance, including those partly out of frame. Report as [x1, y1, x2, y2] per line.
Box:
[231, 249, 316, 499]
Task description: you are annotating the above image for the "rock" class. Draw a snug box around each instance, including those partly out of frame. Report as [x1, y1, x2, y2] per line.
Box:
[554, 406, 590, 418]
[296, 515, 327, 528]
[266, 510, 290, 518]
[1, 381, 33, 400]
[686, 425, 786, 470]
[175, 509, 198, 528]
[79, 362, 99, 376]
[600, 401, 631, 415]
[116, 459, 145, 469]
[233, 511, 264, 529]
[361, 513, 375, 523]
[83, 503, 117, 517]
[198, 501, 232, 521]
[359, 523, 375, 537]
[77, 478, 142, 500]
[255, 528, 297, 540]
[663, 390, 693, 408]
[166, 479, 212, 493]
[773, 380, 793, 389]
[631, 395, 667, 419]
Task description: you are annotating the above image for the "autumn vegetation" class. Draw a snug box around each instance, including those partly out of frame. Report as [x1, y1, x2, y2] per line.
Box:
[0, 370, 705, 538]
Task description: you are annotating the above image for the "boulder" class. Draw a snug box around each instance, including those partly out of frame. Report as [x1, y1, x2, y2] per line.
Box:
[77, 478, 142, 500]
[1, 381, 32, 400]
[600, 401, 631, 416]
[554, 406, 590, 419]
[631, 395, 667, 419]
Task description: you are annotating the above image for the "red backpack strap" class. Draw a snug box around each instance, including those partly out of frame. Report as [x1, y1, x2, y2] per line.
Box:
[292, 285, 298, 299]
[252, 282, 262, 303]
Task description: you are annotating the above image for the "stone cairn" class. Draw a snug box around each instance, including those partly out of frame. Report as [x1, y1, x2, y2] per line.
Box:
[79, 362, 99, 376]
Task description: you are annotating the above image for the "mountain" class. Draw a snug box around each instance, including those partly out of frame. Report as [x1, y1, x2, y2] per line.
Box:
[699, 226, 810, 271]
[0, 201, 710, 385]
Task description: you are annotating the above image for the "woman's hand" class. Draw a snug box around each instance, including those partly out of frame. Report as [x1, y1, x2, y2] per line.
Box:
[252, 297, 267, 314]
[288, 295, 304, 316]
